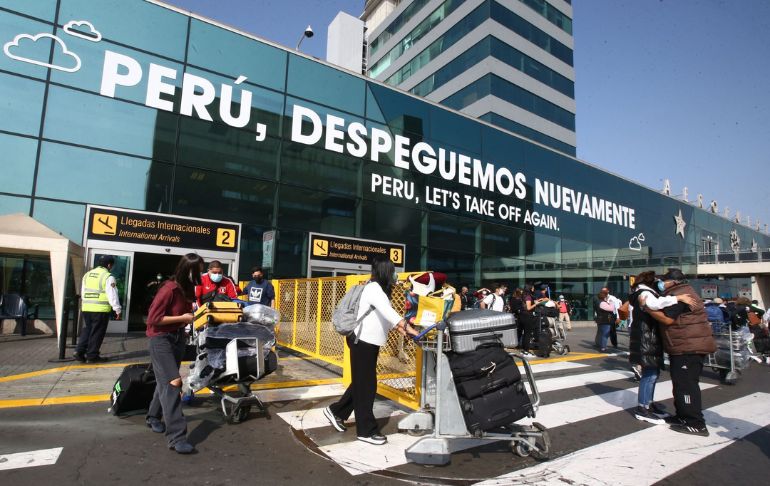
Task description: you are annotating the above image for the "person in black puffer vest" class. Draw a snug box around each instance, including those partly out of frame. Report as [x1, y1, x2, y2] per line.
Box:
[628, 271, 693, 425]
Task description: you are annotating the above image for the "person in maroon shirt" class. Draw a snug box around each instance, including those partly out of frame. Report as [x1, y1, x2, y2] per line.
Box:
[144, 253, 204, 454]
[194, 260, 241, 306]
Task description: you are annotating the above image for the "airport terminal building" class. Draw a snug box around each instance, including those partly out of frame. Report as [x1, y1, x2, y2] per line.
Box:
[1, 0, 767, 328]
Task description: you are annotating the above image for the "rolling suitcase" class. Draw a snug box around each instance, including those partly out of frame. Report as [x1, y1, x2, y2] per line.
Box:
[193, 301, 243, 330]
[453, 357, 521, 399]
[448, 346, 512, 380]
[108, 363, 156, 416]
[446, 309, 518, 353]
[460, 381, 533, 435]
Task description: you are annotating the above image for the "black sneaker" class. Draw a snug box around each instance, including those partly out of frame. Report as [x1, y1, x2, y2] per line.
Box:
[630, 365, 642, 381]
[86, 356, 109, 363]
[169, 440, 196, 454]
[634, 406, 665, 425]
[649, 402, 670, 418]
[664, 415, 686, 425]
[357, 433, 387, 445]
[323, 406, 346, 432]
[670, 423, 709, 437]
[72, 352, 86, 363]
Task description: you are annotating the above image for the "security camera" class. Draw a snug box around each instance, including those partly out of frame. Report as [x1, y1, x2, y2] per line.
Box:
[304, 25, 314, 38]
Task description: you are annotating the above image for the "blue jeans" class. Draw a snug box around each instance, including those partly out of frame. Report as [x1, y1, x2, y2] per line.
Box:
[597, 324, 610, 349]
[638, 366, 660, 407]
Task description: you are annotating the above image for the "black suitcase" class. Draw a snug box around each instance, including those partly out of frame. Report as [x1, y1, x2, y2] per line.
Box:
[460, 381, 533, 435]
[454, 357, 521, 399]
[537, 329, 552, 358]
[448, 346, 512, 380]
[108, 364, 156, 416]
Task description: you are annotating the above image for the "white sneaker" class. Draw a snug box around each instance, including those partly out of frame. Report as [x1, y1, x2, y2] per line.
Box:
[357, 434, 387, 445]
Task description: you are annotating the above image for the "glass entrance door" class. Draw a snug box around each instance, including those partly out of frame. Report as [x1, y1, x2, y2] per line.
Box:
[88, 249, 133, 334]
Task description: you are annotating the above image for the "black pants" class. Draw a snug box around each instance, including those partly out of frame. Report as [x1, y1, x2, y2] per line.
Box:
[76, 311, 110, 359]
[147, 329, 188, 447]
[609, 322, 618, 348]
[521, 314, 537, 352]
[329, 335, 380, 437]
[669, 354, 705, 428]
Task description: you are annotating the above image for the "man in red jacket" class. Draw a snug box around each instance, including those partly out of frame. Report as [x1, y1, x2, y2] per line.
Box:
[195, 260, 240, 306]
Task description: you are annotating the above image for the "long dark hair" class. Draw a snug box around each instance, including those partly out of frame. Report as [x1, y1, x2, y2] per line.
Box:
[173, 253, 204, 300]
[370, 255, 396, 294]
[634, 271, 656, 290]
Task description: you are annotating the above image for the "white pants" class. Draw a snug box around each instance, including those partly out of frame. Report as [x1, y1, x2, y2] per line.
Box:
[558, 312, 571, 329]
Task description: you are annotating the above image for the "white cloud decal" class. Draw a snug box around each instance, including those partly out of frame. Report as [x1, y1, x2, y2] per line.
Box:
[628, 233, 645, 251]
[63, 20, 102, 42]
[3, 33, 81, 72]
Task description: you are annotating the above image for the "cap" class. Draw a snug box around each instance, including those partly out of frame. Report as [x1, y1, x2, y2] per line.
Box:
[558, 295, 564, 300]
[660, 268, 686, 282]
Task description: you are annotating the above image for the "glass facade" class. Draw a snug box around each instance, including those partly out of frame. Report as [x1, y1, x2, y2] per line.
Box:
[411, 35, 574, 99]
[0, 0, 766, 309]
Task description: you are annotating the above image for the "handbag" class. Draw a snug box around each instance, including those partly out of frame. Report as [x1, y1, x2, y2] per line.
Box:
[415, 290, 451, 326]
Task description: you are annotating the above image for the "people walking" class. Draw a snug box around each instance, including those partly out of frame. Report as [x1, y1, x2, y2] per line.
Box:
[557, 295, 572, 331]
[646, 268, 716, 436]
[74, 255, 121, 363]
[145, 253, 204, 454]
[481, 282, 506, 311]
[324, 256, 418, 445]
[593, 289, 615, 352]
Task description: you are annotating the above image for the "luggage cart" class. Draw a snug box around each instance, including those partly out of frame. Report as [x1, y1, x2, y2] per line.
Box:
[398, 322, 551, 466]
[705, 323, 748, 385]
[186, 301, 276, 423]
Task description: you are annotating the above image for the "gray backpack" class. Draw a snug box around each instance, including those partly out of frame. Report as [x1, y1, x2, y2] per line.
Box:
[332, 284, 374, 343]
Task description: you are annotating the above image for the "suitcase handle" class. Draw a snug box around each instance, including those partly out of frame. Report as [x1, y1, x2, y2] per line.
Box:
[473, 333, 502, 342]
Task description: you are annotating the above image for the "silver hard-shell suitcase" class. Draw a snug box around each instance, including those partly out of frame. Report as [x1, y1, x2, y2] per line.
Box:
[446, 309, 518, 353]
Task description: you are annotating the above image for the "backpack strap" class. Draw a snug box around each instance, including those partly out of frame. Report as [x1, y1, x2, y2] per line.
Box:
[353, 305, 375, 344]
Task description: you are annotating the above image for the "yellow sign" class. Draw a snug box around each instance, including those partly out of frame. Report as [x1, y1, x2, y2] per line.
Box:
[313, 239, 329, 257]
[390, 248, 403, 264]
[216, 228, 236, 248]
[92, 213, 117, 236]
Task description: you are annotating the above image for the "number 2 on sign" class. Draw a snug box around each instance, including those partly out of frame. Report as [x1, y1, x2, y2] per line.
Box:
[216, 228, 236, 248]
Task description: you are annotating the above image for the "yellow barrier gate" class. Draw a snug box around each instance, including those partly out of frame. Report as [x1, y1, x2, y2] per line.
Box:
[274, 273, 426, 410]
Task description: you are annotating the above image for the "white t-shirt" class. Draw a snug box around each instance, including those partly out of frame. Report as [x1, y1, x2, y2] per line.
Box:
[482, 292, 505, 312]
[355, 281, 403, 346]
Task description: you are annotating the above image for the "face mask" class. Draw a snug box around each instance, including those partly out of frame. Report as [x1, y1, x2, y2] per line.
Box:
[254, 275, 263, 283]
[156, 274, 163, 281]
[210, 272, 223, 283]
[656, 280, 666, 292]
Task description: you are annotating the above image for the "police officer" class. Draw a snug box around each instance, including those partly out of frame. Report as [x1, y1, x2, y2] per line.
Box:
[74, 255, 121, 363]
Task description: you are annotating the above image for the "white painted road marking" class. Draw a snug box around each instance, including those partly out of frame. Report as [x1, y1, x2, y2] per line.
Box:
[476, 392, 770, 486]
[277, 400, 405, 430]
[517, 361, 588, 374]
[315, 379, 717, 475]
[0, 447, 63, 471]
[256, 383, 346, 403]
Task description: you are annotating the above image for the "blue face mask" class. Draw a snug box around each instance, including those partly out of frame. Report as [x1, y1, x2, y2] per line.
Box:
[656, 280, 666, 292]
[210, 272, 223, 283]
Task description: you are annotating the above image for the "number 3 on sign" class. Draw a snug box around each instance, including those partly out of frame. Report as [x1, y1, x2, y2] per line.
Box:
[390, 248, 403, 264]
[216, 228, 236, 248]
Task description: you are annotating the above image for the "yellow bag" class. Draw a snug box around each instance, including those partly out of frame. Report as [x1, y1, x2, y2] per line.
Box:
[415, 291, 448, 326]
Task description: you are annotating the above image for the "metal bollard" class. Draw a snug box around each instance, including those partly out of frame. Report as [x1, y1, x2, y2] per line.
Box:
[57, 298, 71, 360]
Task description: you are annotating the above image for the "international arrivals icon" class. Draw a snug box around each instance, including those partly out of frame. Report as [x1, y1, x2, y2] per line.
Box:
[3, 19, 102, 73]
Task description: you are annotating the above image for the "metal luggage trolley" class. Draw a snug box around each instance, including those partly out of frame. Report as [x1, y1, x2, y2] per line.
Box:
[705, 322, 749, 385]
[398, 321, 551, 466]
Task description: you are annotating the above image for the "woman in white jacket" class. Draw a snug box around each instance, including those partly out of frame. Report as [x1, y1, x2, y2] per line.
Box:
[324, 256, 417, 445]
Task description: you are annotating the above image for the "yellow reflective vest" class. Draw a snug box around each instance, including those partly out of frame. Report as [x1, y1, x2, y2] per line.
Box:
[81, 266, 112, 313]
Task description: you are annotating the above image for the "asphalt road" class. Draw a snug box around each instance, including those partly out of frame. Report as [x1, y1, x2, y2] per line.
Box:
[1, 328, 768, 485]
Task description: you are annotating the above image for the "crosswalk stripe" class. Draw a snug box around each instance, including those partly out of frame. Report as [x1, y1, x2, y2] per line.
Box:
[521, 379, 717, 428]
[476, 392, 770, 485]
[314, 379, 717, 475]
[0, 447, 63, 471]
[255, 383, 346, 403]
[277, 400, 405, 430]
[278, 369, 632, 431]
[517, 361, 588, 374]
